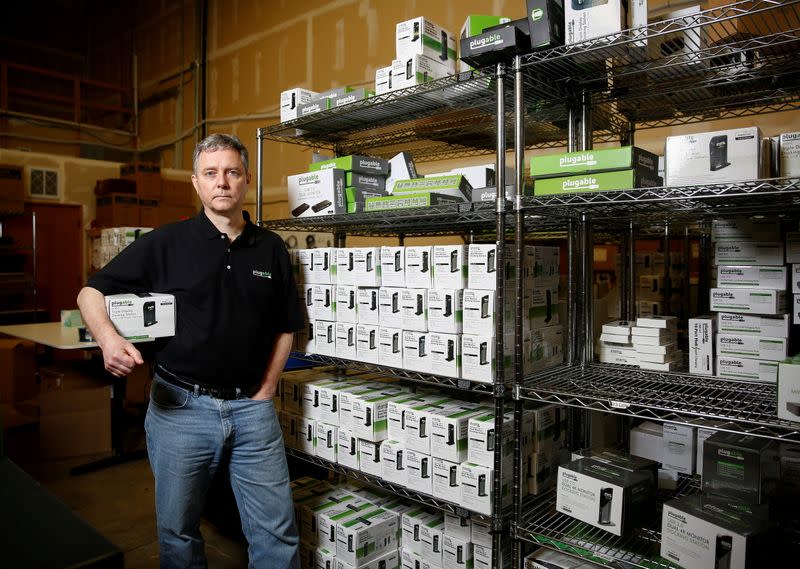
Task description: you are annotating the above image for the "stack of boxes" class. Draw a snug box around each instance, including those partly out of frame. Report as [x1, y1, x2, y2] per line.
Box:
[634, 250, 687, 318]
[708, 218, 789, 382]
[598, 316, 680, 371]
[279, 85, 375, 123]
[92, 227, 153, 270]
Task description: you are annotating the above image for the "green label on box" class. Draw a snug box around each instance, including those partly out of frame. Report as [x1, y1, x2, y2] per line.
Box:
[533, 170, 662, 195]
[363, 192, 461, 212]
[530, 146, 659, 178]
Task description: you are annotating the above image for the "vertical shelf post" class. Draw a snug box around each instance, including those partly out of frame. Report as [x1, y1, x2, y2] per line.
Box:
[256, 129, 264, 226]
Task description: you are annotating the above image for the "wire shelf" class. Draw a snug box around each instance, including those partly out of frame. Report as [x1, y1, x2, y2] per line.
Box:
[517, 363, 800, 442]
[514, 476, 701, 569]
[284, 447, 492, 522]
[287, 352, 499, 393]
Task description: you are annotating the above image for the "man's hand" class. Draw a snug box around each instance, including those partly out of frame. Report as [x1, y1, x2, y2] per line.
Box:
[250, 386, 275, 401]
[99, 334, 144, 377]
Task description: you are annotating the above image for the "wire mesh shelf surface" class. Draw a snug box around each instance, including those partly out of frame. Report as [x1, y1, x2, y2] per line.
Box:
[518, 364, 800, 442]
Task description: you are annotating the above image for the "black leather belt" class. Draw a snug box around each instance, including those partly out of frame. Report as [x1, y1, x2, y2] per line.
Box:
[154, 364, 257, 400]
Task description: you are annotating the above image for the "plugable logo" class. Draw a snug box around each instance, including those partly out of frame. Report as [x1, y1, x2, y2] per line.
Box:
[667, 511, 686, 524]
[359, 159, 382, 170]
[720, 313, 743, 322]
[719, 448, 744, 461]
[720, 268, 743, 276]
[713, 291, 735, 299]
[637, 155, 656, 169]
[470, 34, 503, 49]
[298, 174, 320, 185]
[559, 153, 595, 167]
[562, 177, 598, 191]
[719, 337, 743, 345]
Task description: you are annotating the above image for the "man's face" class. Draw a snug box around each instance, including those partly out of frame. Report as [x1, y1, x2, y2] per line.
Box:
[191, 148, 250, 216]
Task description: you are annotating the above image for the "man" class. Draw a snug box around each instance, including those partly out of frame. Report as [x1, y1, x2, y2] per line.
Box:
[78, 133, 303, 569]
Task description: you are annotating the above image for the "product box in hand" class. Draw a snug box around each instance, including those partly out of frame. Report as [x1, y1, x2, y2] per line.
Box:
[288, 169, 346, 218]
[280, 88, 318, 122]
[396, 17, 457, 73]
[310, 155, 389, 176]
[534, 169, 662, 196]
[665, 127, 762, 186]
[105, 293, 175, 340]
[530, 146, 659, 178]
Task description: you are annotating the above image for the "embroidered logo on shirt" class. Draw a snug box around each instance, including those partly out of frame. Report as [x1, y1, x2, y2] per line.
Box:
[252, 270, 272, 279]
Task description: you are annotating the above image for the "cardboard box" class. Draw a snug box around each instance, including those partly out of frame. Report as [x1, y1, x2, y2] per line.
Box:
[95, 193, 140, 227]
[390, 55, 452, 91]
[696, 424, 717, 478]
[556, 457, 655, 536]
[565, 0, 626, 45]
[778, 357, 800, 422]
[432, 457, 461, 503]
[526, 447, 560, 496]
[311, 155, 389, 176]
[314, 320, 337, 356]
[689, 315, 715, 375]
[380, 439, 407, 486]
[280, 88, 318, 122]
[39, 368, 112, 458]
[405, 449, 433, 495]
[288, 169, 346, 218]
[530, 146, 659, 178]
[428, 289, 463, 334]
[0, 339, 36, 404]
[402, 509, 440, 556]
[468, 245, 498, 290]
[335, 322, 358, 360]
[447, 165, 495, 190]
[310, 248, 336, 284]
[630, 421, 663, 463]
[357, 287, 380, 325]
[378, 327, 403, 368]
[405, 247, 433, 289]
[443, 534, 473, 569]
[336, 285, 358, 323]
[419, 512, 445, 566]
[716, 356, 778, 383]
[353, 247, 381, 287]
[393, 176, 472, 203]
[459, 20, 531, 69]
[461, 334, 495, 383]
[714, 242, 784, 266]
[121, 162, 161, 199]
[364, 192, 463, 211]
[433, 245, 467, 289]
[703, 432, 779, 504]
[335, 249, 355, 286]
[380, 247, 405, 288]
[359, 439, 382, 477]
[459, 461, 511, 516]
[315, 422, 338, 462]
[105, 292, 175, 340]
[662, 423, 696, 475]
[716, 333, 787, 361]
[297, 97, 330, 118]
[709, 288, 787, 315]
[396, 17, 456, 73]
[352, 391, 407, 443]
[160, 179, 196, 206]
[375, 66, 394, 95]
[356, 324, 380, 364]
[386, 152, 418, 193]
[463, 289, 495, 336]
[716, 266, 787, 290]
[429, 332, 461, 378]
[332, 88, 374, 109]
[534, 169, 662, 196]
[313, 284, 336, 321]
[317, 497, 372, 550]
[665, 127, 762, 186]
[337, 427, 359, 469]
[711, 218, 781, 242]
[467, 410, 513, 468]
[779, 132, 800, 176]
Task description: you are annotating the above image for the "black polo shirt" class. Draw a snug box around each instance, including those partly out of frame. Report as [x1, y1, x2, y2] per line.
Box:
[87, 210, 304, 388]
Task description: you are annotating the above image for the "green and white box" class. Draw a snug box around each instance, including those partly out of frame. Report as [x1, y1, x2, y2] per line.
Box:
[378, 327, 403, 368]
[405, 402, 449, 454]
[288, 169, 346, 218]
[534, 169, 662, 196]
[336, 285, 358, 323]
[419, 513, 445, 567]
[444, 513, 471, 542]
[401, 549, 423, 569]
[334, 506, 396, 565]
[391, 55, 452, 90]
[405, 449, 433, 495]
[313, 284, 335, 321]
[298, 493, 359, 545]
[716, 356, 778, 383]
[333, 88, 374, 109]
[294, 248, 314, 284]
[335, 322, 358, 360]
[530, 146, 659, 178]
[432, 457, 462, 503]
[433, 245, 467, 289]
[280, 88, 318, 122]
[387, 395, 429, 444]
[460, 462, 512, 516]
[105, 292, 175, 340]
[337, 427, 360, 469]
[711, 218, 781, 242]
[393, 175, 472, 202]
[710, 288, 787, 315]
[689, 315, 715, 375]
[468, 245, 499, 290]
[430, 332, 461, 378]
[405, 246, 433, 289]
[780, 132, 800, 176]
[714, 242, 784, 266]
[530, 403, 567, 453]
[311, 248, 336, 284]
[334, 550, 400, 569]
[314, 320, 336, 356]
[352, 391, 407, 442]
[402, 509, 440, 556]
[337, 248, 356, 286]
[357, 288, 380, 326]
[310, 155, 389, 176]
[380, 440, 407, 486]
[716, 265, 787, 289]
[316, 422, 338, 463]
[356, 324, 381, 364]
[443, 534, 473, 569]
[318, 497, 371, 550]
[297, 417, 317, 455]
[793, 264, 800, 294]
[430, 403, 486, 463]
[468, 410, 513, 468]
[375, 65, 394, 95]
[359, 439, 382, 477]
[365, 192, 463, 211]
[461, 334, 495, 384]
[381, 246, 406, 288]
[447, 164, 496, 189]
[386, 152, 418, 193]
[379, 288, 405, 329]
[565, 0, 626, 45]
[463, 289, 495, 336]
[529, 284, 560, 328]
[297, 97, 330, 118]
[716, 333, 788, 361]
[396, 18, 457, 73]
[353, 247, 381, 287]
[428, 289, 463, 334]
[401, 288, 428, 332]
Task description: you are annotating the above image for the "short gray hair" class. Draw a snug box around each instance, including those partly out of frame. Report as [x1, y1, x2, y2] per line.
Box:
[192, 133, 249, 175]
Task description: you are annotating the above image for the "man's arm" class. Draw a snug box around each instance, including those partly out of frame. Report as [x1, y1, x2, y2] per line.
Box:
[77, 286, 144, 377]
[252, 332, 294, 400]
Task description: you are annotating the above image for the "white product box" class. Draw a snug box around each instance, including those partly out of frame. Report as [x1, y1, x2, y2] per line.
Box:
[648, 5, 703, 70]
[401, 549, 422, 569]
[318, 381, 359, 426]
[299, 284, 315, 320]
[314, 320, 337, 356]
[386, 395, 432, 444]
[336, 248, 356, 286]
[529, 284, 560, 328]
[404, 402, 449, 454]
[531, 246, 560, 286]
[357, 287, 380, 326]
[462, 289, 495, 336]
[470, 520, 491, 548]
[301, 380, 331, 421]
[280, 88, 318, 122]
[396, 17, 456, 72]
[428, 289, 463, 334]
[379, 288, 405, 329]
[288, 169, 347, 218]
[715, 312, 791, 339]
[716, 266, 787, 289]
[336, 285, 359, 323]
[780, 132, 800, 176]
[661, 495, 772, 569]
[352, 391, 407, 443]
[105, 293, 176, 340]
[530, 404, 566, 454]
[378, 327, 404, 369]
[778, 358, 800, 422]
[381, 440, 406, 486]
[419, 514, 445, 567]
[335, 322, 358, 360]
[430, 403, 486, 463]
[429, 332, 460, 377]
[336, 551, 400, 569]
[662, 423, 695, 475]
[403, 510, 440, 556]
[335, 507, 399, 567]
[637, 301, 664, 318]
[406, 247, 433, 289]
[356, 324, 381, 364]
[301, 495, 362, 547]
[468, 245, 498, 290]
[716, 333, 788, 361]
[443, 534, 472, 569]
[381, 247, 406, 287]
[338, 383, 381, 429]
[403, 330, 431, 373]
[565, 0, 626, 45]
[313, 285, 336, 321]
[405, 449, 434, 495]
[714, 241, 784, 266]
[788, 232, 800, 263]
[709, 288, 787, 315]
[337, 427, 359, 469]
[282, 375, 316, 415]
[461, 334, 495, 384]
[793, 264, 800, 294]
[316, 422, 338, 462]
[689, 315, 715, 375]
[279, 411, 298, 449]
[526, 448, 560, 496]
[402, 288, 429, 332]
[696, 425, 717, 478]
[716, 356, 778, 383]
[311, 248, 336, 284]
[636, 315, 678, 329]
[598, 345, 638, 366]
[386, 151, 418, 193]
[359, 439, 383, 477]
[432, 457, 461, 503]
[447, 164, 494, 190]
[459, 462, 511, 517]
[796, 294, 800, 325]
[353, 247, 381, 287]
[665, 127, 762, 186]
[711, 218, 781, 242]
[295, 249, 315, 284]
[297, 417, 317, 455]
[444, 514, 471, 542]
[433, 245, 467, 289]
[599, 332, 632, 345]
[391, 54, 452, 90]
[467, 410, 512, 468]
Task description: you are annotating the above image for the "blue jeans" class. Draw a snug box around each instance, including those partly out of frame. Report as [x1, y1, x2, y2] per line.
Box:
[145, 374, 299, 569]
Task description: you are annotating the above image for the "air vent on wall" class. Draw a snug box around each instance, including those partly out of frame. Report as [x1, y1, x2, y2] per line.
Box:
[29, 168, 59, 199]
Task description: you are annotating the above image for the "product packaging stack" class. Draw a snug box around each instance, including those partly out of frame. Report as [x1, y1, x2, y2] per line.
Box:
[709, 218, 789, 383]
[530, 146, 662, 197]
[91, 226, 153, 270]
[632, 316, 680, 372]
[633, 250, 687, 318]
[597, 320, 636, 366]
[279, 85, 375, 122]
[374, 17, 456, 96]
